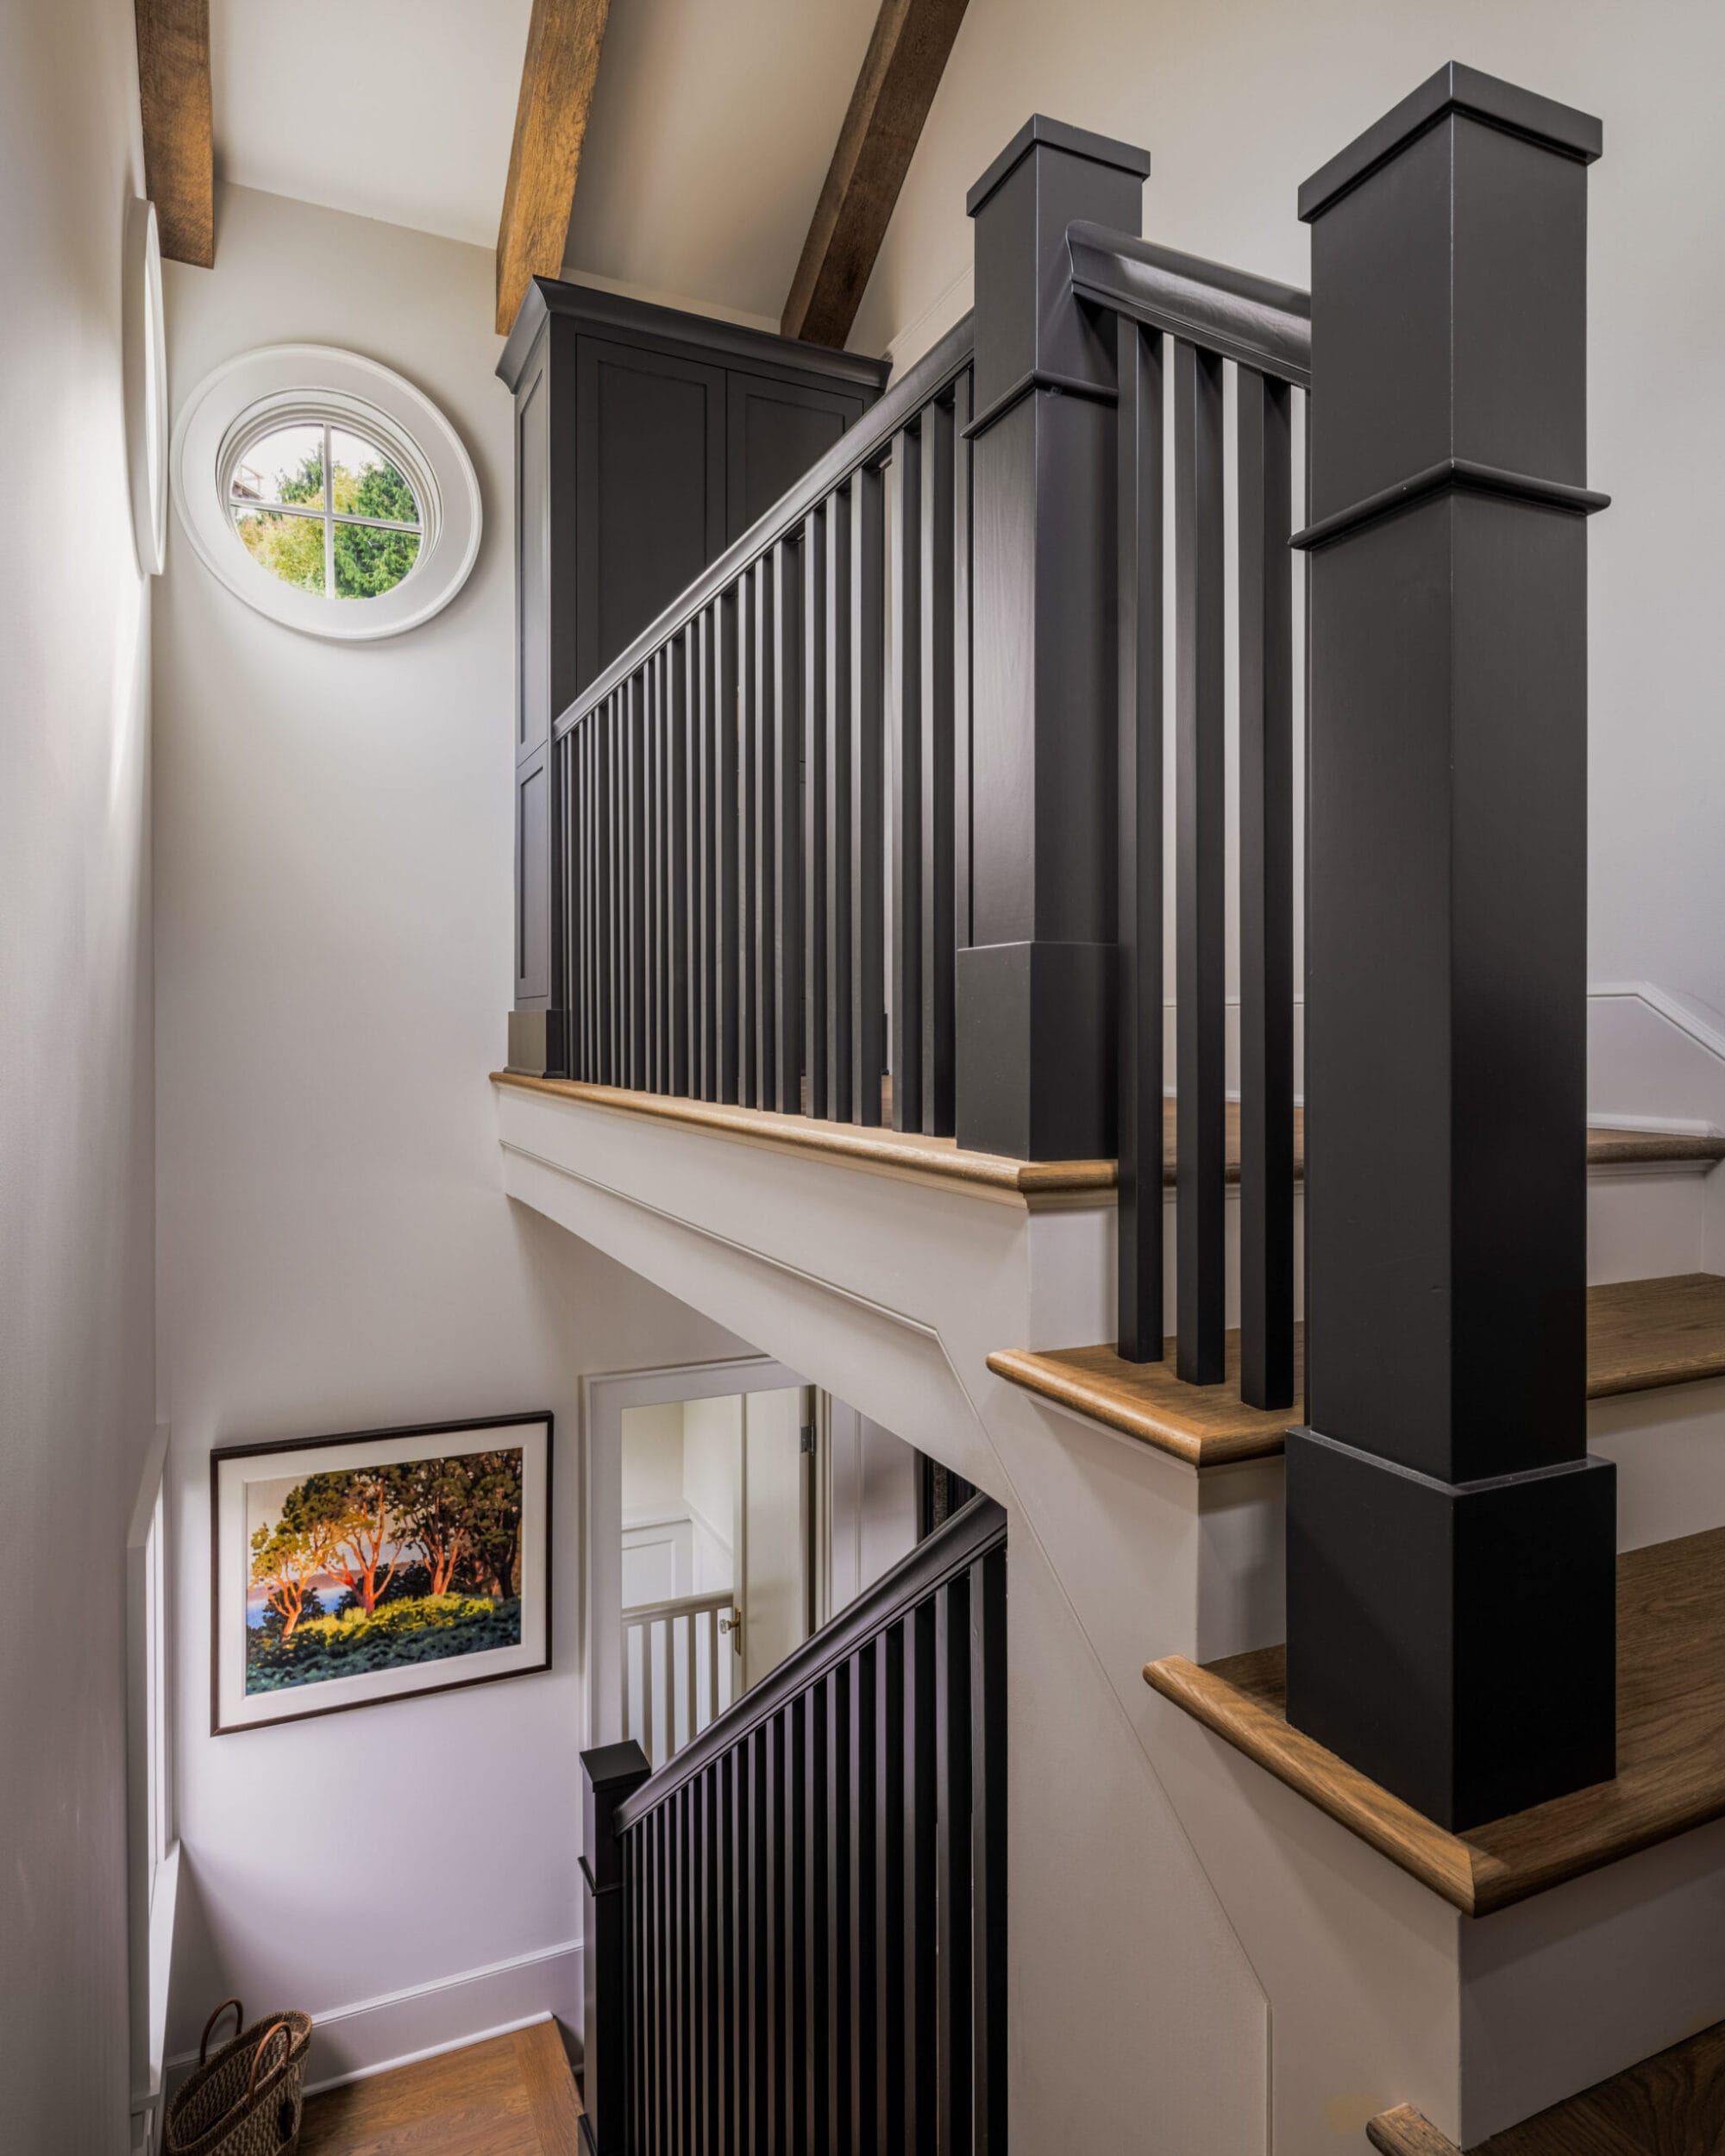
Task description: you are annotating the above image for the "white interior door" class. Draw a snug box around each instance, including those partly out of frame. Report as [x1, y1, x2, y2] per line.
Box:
[740, 1387, 810, 1691]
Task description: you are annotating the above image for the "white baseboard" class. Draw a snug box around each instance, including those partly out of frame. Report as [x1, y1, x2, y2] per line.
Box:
[166, 1936, 581, 2098]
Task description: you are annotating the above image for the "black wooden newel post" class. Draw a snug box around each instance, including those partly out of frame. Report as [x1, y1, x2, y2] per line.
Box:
[580, 1739, 651, 2153]
[1287, 64, 1615, 1831]
[958, 117, 1151, 1160]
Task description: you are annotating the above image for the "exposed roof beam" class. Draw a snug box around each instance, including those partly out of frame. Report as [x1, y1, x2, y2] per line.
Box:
[134, 0, 214, 266]
[781, 0, 969, 349]
[495, 0, 612, 336]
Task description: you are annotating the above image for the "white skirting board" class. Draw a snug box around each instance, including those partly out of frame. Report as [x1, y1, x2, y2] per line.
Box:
[164, 1938, 582, 2099]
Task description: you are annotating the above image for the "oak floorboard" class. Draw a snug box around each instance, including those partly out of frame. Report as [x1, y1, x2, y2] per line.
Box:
[297, 2022, 580, 2156]
[1146, 1526, 1725, 1915]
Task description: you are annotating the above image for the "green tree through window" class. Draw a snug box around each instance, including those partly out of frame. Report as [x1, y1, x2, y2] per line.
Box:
[234, 429, 421, 601]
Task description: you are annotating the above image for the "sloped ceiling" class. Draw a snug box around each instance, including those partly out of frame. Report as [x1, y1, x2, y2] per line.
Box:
[210, 0, 881, 335]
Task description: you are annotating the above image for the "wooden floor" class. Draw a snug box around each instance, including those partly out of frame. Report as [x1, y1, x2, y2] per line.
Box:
[989, 1272, 1725, 1468]
[1369, 2015, 1725, 2153]
[298, 2021, 580, 2156]
[1146, 1524, 1725, 1915]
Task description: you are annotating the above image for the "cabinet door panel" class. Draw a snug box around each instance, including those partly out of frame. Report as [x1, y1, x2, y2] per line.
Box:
[727, 373, 867, 542]
[516, 355, 551, 757]
[575, 337, 726, 692]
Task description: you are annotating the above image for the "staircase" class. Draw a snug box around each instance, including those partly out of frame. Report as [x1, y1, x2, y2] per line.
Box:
[493, 55, 1725, 2156]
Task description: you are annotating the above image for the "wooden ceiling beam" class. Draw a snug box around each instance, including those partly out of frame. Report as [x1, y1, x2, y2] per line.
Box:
[495, 0, 612, 337]
[781, 0, 970, 349]
[134, 0, 214, 267]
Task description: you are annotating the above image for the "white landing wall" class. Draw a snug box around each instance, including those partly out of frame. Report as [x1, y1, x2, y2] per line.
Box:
[851, 0, 1725, 1054]
[154, 185, 741, 2088]
[1, 5, 156, 2150]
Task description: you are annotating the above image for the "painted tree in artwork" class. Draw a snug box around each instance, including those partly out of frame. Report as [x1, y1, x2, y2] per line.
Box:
[461, 1451, 526, 1599]
[392, 1455, 474, 1596]
[248, 1490, 338, 1639]
[297, 1466, 408, 1615]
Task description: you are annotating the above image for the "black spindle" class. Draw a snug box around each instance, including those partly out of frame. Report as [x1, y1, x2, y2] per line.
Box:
[1238, 368, 1295, 1409]
[1172, 338, 1226, 1383]
[919, 394, 957, 1137]
[851, 466, 886, 1129]
[804, 506, 829, 1119]
[1118, 317, 1166, 1362]
[891, 423, 924, 1133]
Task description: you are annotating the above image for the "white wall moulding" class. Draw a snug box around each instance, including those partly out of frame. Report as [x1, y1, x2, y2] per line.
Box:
[170, 343, 481, 639]
[123, 198, 168, 576]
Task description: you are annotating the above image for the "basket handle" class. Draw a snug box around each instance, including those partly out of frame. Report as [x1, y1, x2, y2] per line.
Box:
[199, 1998, 244, 2066]
[247, 2021, 293, 2106]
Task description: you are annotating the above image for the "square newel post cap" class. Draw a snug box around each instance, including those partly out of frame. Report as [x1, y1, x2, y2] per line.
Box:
[966, 114, 1151, 218]
[967, 115, 1151, 411]
[1299, 60, 1602, 222]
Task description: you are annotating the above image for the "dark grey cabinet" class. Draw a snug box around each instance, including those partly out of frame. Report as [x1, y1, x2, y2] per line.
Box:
[498, 279, 888, 1075]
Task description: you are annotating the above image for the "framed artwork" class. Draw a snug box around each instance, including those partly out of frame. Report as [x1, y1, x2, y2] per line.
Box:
[211, 1412, 552, 1734]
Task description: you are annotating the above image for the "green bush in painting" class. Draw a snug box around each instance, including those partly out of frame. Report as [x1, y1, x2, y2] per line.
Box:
[246, 1593, 523, 1693]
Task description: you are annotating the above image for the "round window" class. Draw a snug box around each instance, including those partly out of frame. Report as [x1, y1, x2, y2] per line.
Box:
[171, 346, 480, 641]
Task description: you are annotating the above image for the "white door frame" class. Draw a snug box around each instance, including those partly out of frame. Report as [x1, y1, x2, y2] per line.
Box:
[582, 1355, 805, 1752]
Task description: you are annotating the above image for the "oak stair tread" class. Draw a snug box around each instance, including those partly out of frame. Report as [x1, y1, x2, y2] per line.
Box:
[1145, 1523, 1725, 1915]
[1368, 2015, 1725, 2153]
[989, 1271, 1725, 1468]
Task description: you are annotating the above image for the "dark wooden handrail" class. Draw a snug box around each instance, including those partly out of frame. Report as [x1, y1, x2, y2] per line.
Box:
[560, 312, 976, 737]
[614, 1490, 1006, 1833]
[1067, 220, 1311, 387]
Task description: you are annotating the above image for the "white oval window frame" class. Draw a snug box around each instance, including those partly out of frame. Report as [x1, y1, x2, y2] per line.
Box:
[124, 197, 168, 576]
[170, 343, 481, 642]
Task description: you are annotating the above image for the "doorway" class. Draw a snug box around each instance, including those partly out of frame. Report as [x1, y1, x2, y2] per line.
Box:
[586, 1358, 925, 1772]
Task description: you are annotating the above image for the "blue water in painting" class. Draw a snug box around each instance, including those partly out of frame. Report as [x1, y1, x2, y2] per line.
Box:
[247, 1583, 348, 1628]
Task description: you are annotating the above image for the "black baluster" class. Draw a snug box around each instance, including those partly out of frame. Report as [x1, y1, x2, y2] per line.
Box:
[902, 1601, 936, 2153]
[825, 487, 854, 1122]
[805, 1682, 828, 2155]
[716, 592, 741, 1106]
[874, 1624, 905, 2140]
[739, 568, 759, 1108]
[891, 422, 924, 1132]
[670, 634, 692, 1100]
[920, 394, 957, 1138]
[952, 369, 974, 958]
[969, 1546, 1007, 2150]
[851, 466, 886, 1128]
[1238, 367, 1295, 1408]
[803, 505, 828, 1120]
[752, 561, 777, 1107]
[1118, 317, 1166, 1363]
[849, 1645, 876, 2156]
[934, 1573, 973, 2154]
[1173, 337, 1226, 1382]
[773, 539, 803, 1115]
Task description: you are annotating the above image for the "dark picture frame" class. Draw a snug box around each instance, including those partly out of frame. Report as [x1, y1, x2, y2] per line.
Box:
[210, 1411, 554, 1735]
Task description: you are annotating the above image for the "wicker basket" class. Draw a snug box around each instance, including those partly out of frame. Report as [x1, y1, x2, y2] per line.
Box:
[165, 1999, 312, 2156]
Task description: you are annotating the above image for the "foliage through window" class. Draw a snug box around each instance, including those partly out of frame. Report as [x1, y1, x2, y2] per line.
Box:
[230, 420, 423, 601]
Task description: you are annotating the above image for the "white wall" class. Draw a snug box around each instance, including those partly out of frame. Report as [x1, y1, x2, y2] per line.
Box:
[681, 1392, 743, 1584]
[851, 0, 1725, 1039]
[619, 1401, 687, 1515]
[154, 184, 737, 2085]
[0, 4, 155, 2150]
